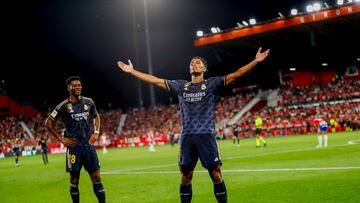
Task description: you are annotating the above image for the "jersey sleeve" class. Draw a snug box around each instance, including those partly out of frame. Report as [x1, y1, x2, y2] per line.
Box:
[210, 76, 225, 93]
[165, 80, 184, 95]
[48, 101, 66, 121]
[90, 99, 98, 118]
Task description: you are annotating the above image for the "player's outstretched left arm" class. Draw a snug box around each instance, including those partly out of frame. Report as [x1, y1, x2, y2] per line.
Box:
[89, 113, 100, 144]
[225, 47, 270, 86]
[116, 59, 167, 90]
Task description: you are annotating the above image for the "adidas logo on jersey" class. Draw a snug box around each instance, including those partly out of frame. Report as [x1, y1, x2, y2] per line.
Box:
[214, 157, 219, 162]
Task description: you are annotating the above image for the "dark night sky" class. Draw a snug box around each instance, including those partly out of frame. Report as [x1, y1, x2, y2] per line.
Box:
[1, 0, 320, 111]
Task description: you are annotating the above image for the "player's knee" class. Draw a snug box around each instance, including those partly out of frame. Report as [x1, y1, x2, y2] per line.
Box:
[209, 165, 223, 183]
[181, 170, 193, 184]
[70, 173, 80, 185]
[90, 171, 101, 183]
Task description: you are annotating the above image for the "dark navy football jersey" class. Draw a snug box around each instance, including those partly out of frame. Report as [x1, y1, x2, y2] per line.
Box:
[48, 96, 98, 143]
[165, 77, 225, 135]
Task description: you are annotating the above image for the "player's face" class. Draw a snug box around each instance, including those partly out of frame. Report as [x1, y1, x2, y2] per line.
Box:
[189, 58, 206, 75]
[68, 80, 82, 97]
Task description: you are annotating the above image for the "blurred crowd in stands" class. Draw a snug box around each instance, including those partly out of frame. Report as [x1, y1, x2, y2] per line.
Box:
[1, 77, 359, 155]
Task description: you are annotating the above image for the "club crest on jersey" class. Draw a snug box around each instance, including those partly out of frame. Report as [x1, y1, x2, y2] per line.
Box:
[67, 103, 74, 113]
[184, 82, 191, 91]
[201, 84, 207, 90]
[84, 104, 88, 111]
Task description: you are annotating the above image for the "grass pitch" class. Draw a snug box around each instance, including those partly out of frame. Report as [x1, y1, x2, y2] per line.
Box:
[1, 131, 360, 203]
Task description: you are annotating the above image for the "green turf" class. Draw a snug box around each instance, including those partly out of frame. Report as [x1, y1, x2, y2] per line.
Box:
[1, 131, 360, 203]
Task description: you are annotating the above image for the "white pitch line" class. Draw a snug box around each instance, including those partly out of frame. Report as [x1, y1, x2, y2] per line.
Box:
[101, 166, 360, 175]
[109, 142, 352, 173]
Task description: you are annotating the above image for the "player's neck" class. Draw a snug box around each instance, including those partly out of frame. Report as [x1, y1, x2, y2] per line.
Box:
[191, 74, 204, 83]
[69, 95, 81, 103]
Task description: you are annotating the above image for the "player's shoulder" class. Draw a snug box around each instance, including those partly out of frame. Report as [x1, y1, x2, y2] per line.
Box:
[55, 98, 69, 110]
[82, 96, 95, 104]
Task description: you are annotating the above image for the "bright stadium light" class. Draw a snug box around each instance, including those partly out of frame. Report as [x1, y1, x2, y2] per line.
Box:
[357, 58, 360, 61]
[278, 12, 284, 18]
[242, 21, 249, 26]
[324, 2, 330, 8]
[337, 0, 344, 5]
[313, 3, 321, 11]
[355, 0, 360, 2]
[249, 18, 256, 25]
[210, 27, 218, 33]
[196, 30, 203, 37]
[322, 63, 328, 66]
[236, 22, 244, 28]
[306, 5, 314, 12]
[290, 67, 296, 71]
[216, 27, 221, 32]
[348, 0, 353, 3]
[290, 8, 298, 15]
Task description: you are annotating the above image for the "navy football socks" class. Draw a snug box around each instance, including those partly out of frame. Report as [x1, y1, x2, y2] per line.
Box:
[180, 184, 192, 203]
[93, 181, 106, 203]
[214, 181, 227, 203]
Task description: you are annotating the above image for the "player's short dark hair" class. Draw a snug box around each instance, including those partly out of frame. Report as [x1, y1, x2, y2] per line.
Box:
[66, 76, 81, 86]
[191, 56, 207, 69]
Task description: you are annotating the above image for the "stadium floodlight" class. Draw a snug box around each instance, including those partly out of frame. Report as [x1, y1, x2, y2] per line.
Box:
[322, 63, 328, 66]
[196, 30, 204, 37]
[290, 8, 298, 16]
[357, 58, 360, 61]
[313, 3, 321, 11]
[249, 18, 256, 25]
[290, 67, 296, 71]
[355, 0, 360, 2]
[242, 21, 249, 26]
[278, 12, 284, 18]
[324, 2, 330, 8]
[348, 0, 353, 3]
[236, 22, 244, 28]
[216, 27, 221, 32]
[210, 27, 218, 33]
[337, 0, 344, 5]
[306, 5, 314, 12]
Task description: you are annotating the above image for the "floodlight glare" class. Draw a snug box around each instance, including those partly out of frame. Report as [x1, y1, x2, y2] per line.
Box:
[322, 63, 328, 66]
[210, 27, 218, 33]
[278, 12, 284, 18]
[290, 8, 298, 15]
[196, 30, 203, 37]
[290, 67, 296, 71]
[355, 0, 360, 2]
[313, 3, 321, 11]
[242, 21, 249, 26]
[337, 0, 344, 5]
[216, 27, 221, 32]
[306, 5, 314, 12]
[249, 18, 256, 25]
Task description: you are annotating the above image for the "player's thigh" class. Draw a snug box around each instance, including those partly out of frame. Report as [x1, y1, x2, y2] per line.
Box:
[82, 144, 100, 173]
[179, 135, 198, 169]
[66, 147, 82, 173]
[195, 134, 221, 169]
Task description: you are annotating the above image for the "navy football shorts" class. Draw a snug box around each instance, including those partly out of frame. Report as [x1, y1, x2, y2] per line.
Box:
[66, 143, 100, 173]
[179, 134, 222, 170]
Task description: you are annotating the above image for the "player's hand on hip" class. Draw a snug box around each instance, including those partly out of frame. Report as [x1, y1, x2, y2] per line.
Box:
[255, 47, 270, 62]
[117, 59, 134, 73]
[89, 134, 99, 145]
[61, 137, 76, 147]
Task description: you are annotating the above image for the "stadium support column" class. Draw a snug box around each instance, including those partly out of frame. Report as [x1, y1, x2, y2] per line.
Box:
[144, 0, 156, 106]
[132, 1, 143, 107]
[310, 30, 316, 47]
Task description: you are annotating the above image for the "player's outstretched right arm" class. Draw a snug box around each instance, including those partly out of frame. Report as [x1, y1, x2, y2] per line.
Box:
[117, 59, 167, 90]
[45, 118, 76, 147]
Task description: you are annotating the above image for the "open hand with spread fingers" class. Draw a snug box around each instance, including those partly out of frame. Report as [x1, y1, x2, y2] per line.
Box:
[255, 47, 270, 62]
[117, 59, 134, 73]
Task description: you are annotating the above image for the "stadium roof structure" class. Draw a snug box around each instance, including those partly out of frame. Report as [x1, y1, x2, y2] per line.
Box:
[194, 3, 360, 70]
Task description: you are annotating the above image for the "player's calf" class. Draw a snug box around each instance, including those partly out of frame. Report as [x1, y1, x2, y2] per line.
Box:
[90, 170, 106, 203]
[208, 164, 227, 203]
[180, 166, 194, 203]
